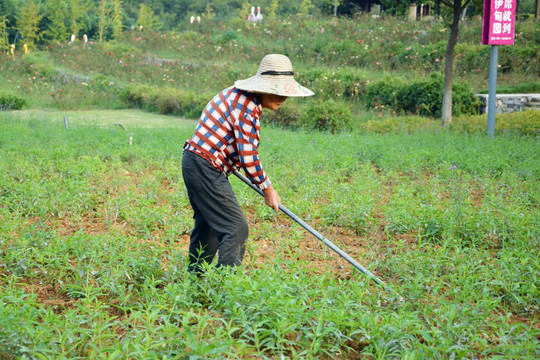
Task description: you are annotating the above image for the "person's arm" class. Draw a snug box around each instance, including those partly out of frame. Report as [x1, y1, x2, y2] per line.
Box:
[234, 101, 280, 211]
[234, 106, 270, 189]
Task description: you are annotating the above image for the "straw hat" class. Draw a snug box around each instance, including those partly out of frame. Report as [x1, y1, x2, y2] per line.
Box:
[234, 54, 314, 97]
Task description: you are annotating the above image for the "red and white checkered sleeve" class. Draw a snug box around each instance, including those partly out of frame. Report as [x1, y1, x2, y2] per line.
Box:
[234, 103, 271, 189]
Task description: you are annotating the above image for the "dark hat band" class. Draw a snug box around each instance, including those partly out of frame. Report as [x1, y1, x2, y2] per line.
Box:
[260, 70, 294, 76]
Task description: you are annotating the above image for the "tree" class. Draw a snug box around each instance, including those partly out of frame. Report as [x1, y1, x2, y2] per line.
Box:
[298, 0, 315, 16]
[16, 0, 43, 49]
[0, 0, 23, 28]
[267, 0, 280, 21]
[45, 0, 69, 42]
[380, 0, 413, 15]
[111, 0, 124, 39]
[439, 0, 480, 126]
[66, 0, 88, 37]
[136, 4, 161, 31]
[202, 4, 216, 22]
[97, 0, 112, 41]
[0, 16, 9, 54]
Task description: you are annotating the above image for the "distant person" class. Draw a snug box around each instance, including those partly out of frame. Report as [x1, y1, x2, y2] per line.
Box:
[23, 43, 28, 54]
[247, 6, 257, 22]
[182, 54, 314, 274]
[9, 44, 14, 56]
[256, 6, 263, 22]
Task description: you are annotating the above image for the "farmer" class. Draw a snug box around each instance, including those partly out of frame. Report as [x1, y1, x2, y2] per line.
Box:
[182, 54, 313, 274]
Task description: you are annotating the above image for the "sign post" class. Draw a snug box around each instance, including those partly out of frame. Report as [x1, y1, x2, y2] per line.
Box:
[482, 0, 516, 137]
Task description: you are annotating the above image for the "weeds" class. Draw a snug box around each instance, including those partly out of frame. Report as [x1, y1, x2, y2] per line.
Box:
[1, 112, 538, 358]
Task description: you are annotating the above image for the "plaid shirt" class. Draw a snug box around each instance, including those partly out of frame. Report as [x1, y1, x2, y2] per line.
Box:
[183, 86, 271, 189]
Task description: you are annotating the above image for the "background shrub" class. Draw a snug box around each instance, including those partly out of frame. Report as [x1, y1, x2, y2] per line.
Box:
[301, 67, 368, 101]
[21, 53, 57, 78]
[121, 84, 209, 118]
[363, 76, 404, 110]
[396, 73, 446, 117]
[359, 116, 439, 134]
[360, 111, 540, 135]
[452, 110, 540, 136]
[364, 73, 480, 118]
[0, 92, 27, 110]
[121, 84, 159, 111]
[302, 99, 352, 133]
[263, 101, 302, 129]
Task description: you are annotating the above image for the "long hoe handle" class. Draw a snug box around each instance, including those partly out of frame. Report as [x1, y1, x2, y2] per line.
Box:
[233, 171, 402, 299]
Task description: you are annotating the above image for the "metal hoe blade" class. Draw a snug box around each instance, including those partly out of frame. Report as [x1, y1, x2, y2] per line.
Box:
[233, 170, 402, 299]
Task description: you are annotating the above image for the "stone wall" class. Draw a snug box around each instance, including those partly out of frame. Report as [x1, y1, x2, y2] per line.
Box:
[476, 94, 540, 114]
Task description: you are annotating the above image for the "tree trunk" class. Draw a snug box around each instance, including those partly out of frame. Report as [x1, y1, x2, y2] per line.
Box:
[536, 0, 540, 20]
[441, 1, 462, 126]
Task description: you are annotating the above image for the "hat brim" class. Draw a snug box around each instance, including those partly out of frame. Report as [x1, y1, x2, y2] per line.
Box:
[235, 75, 314, 97]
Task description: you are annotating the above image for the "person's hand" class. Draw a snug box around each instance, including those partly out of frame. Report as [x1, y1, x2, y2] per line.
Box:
[262, 185, 280, 212]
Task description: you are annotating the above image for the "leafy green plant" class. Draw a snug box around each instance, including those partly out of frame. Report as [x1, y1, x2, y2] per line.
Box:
[0, 92, 27, 110]
[263, 100, 302, 129]
[452, 110, 540, 136]
[303, 99, 352, 133]
[364, 73, 480, 118]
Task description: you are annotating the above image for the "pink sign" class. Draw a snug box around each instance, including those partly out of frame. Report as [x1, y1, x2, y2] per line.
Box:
[482, 0, 516, 45]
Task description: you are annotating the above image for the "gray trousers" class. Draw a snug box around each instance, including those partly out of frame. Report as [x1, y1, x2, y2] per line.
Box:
[181, 151, 249, 273]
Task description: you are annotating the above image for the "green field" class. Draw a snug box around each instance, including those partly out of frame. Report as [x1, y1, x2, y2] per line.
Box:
[1, 8, 539, 359]
[1, 109, 538, 358]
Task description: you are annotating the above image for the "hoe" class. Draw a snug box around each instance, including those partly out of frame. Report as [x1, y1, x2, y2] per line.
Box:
[233, 170, 403, 300]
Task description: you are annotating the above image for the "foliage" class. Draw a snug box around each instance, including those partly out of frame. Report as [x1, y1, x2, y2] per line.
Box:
[0, 113, 538, 358]
[0, 15, 8, 54]
[15, 0, 43, 49]
[202, 4, 216, 22]
[359, 115, 439, 134]
[266, 0, 280, 21]
[111, 0, 125, 39]
[120, 84, 209, 118]
[365, 73, 480, 118]
[262, 100, 303, 129]
[303, 99, 352, 133]
[97, 0, 111, 42]
[301, 67, 367, 102]
[380, 0, 412, 15]
[364, 76, 402, 110]
[360, 111, 540, 136]
[478, 82, 540, 94]
[452, 110, 540, 136]
[136, 3, 162, 31]
[44, 0, 69, 42]
[0, 13, 537, 122]
[0, 92, 27, 110]
[66, 0, 86, 37]
[298, 0, 315, 16]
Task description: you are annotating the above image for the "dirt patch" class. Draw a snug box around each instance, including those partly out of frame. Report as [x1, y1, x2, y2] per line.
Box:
[21, 280, 77, 313]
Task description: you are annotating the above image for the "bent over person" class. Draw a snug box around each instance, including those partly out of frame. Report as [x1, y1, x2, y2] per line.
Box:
[182, 54, 314, 274]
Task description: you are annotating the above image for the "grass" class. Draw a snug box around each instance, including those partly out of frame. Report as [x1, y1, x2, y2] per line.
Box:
[1, 15, 538, 119]
[13, 108, 192, 128]
[1, 110, 538, 358]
